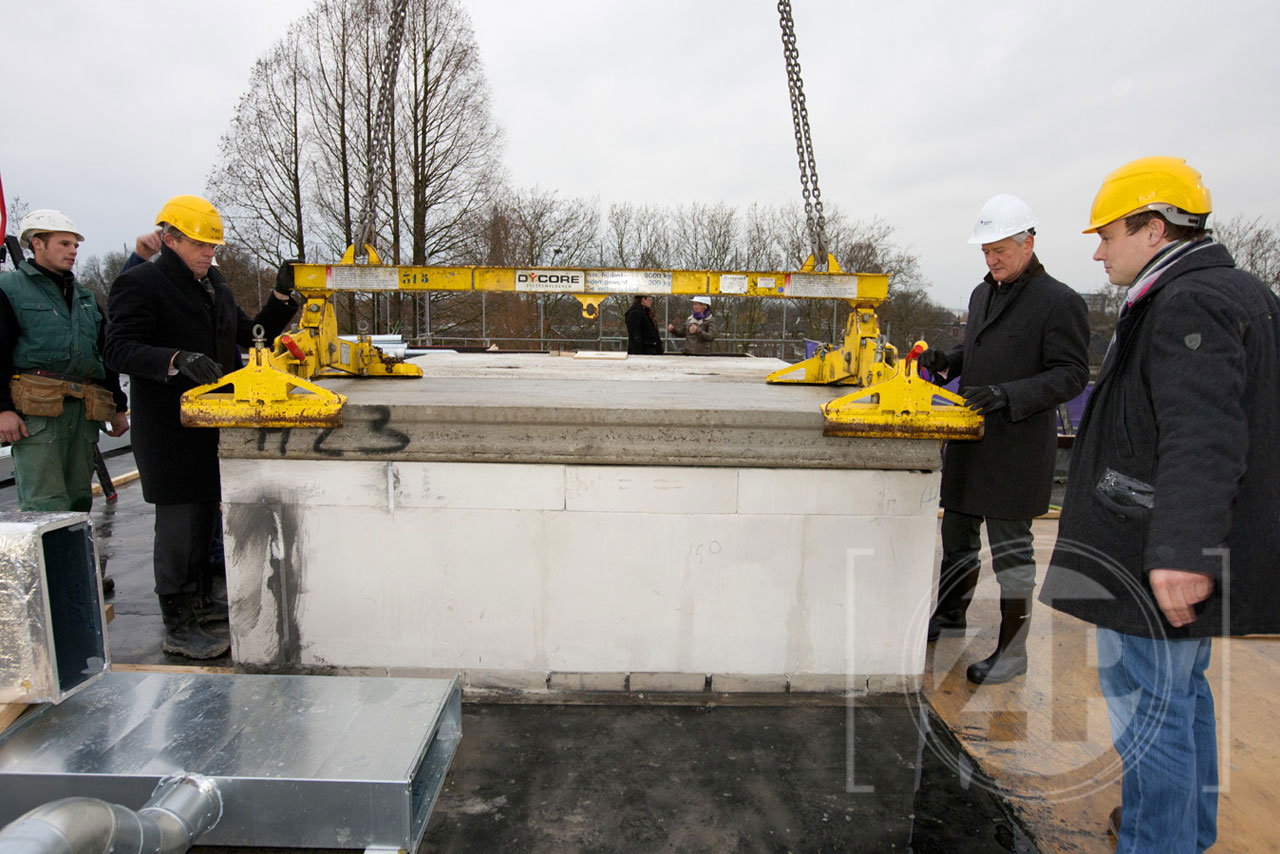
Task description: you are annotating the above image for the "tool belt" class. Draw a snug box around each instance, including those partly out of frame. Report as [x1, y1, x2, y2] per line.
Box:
[9, 370, 116, 421]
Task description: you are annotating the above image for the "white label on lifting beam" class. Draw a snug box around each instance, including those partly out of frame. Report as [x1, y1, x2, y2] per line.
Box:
[585, 270, 673, 294]
[783, 273, 861, 298]
[718, 274, 749, 294]
[515, 270, 586, 292]
[328, 266, 400, 291]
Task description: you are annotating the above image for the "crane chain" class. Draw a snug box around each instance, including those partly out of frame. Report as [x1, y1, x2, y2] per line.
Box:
[354, 0, 411, 260]
[777, 0, 828, 270]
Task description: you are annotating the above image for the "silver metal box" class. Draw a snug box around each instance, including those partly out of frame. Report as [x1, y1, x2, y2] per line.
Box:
[0, 511, 107, 705]
[0, 670, 462, 850]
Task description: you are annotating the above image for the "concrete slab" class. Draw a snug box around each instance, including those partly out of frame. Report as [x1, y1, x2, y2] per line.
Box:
[217, 354, 943, 470]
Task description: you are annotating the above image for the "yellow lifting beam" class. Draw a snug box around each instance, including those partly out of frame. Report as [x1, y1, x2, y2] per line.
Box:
[180, 248, 980, 440]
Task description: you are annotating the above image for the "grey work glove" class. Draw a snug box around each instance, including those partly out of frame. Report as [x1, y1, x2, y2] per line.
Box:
[174, 351, 224, 386]
[917, 348, 949, 376]
[275, 259, 299, 297]
[962, 384, 1009, 415]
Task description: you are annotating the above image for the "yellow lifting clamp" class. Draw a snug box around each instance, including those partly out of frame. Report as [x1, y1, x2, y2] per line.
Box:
[821, 342, 983, 440]
[180, 328, 348, 429]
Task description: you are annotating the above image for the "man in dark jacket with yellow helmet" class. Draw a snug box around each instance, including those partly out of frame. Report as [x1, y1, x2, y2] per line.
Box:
[1040, 157, 1280, 851]
[0, 210, 129, 511]
[105, 195, 298, 659]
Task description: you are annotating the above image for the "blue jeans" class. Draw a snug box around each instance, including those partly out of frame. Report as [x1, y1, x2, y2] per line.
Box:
[1096, 628, 1217, 853]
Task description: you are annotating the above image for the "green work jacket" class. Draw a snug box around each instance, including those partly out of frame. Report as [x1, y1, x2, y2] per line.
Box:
[0, 261, 106, 379]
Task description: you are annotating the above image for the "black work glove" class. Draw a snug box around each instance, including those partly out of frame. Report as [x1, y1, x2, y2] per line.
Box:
[917, 348, 949, 376]
[174, 351, 224, 386]
[962, 384, 1009, 415]
[275, 259, 299, 297]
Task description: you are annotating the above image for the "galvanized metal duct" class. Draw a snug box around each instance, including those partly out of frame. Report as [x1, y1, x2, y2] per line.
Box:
[0, 774, 221, 854]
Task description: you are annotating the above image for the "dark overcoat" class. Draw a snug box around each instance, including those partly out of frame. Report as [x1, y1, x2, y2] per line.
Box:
[105, 246, 297, 504]
[624, 302, 662, 354]
[939, 256, 1090, 519]
[1040, 241, 1280, 637]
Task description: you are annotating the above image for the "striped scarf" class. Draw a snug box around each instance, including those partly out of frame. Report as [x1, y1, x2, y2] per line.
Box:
[1100, 237, 1215, 370]
[1123, 237, 1215, 310]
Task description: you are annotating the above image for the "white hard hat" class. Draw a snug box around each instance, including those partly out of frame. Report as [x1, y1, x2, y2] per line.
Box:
[690, 295, 711, 306]
[967, 194, 1037, 245]
[19, 209, 85, 250]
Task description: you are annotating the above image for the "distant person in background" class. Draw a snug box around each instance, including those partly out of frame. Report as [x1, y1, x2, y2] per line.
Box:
[916, 193, 1089, 685]
[0, 210, 130, 517]
[668, 295, 716, 355]
[625, 294, 663, 354]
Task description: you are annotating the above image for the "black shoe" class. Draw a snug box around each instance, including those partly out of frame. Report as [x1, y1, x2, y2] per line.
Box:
[159, 594, 230, 660]
[101, 575, 115, 599]
[967, 597, 1031, 685]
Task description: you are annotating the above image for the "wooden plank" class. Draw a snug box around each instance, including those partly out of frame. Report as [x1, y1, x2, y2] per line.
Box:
[927, 520, 1280, 853]
[111, 662, 234, 675]
[0, 703, 28, 735]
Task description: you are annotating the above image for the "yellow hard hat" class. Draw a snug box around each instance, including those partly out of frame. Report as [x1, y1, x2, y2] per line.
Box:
[1084, 156, 1211, 234]
[155, 194, 225, 245]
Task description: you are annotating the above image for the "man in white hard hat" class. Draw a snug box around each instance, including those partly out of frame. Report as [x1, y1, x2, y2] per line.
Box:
[917, 194, 1089, 685]
[667, 295, 717, 355]
[0, 210, 129, 513]
[105, 194, 298, 660]
[1041, 157, 1280, 850]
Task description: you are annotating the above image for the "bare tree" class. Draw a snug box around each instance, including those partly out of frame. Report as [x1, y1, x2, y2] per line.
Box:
[208, 26, 310, 264]
[602, 203, 671, 269]
[1215, 214, 1280, 295]
[305, 0, 360, 253]
[670, 202, 739, 270]
[75, 250, 130, 307]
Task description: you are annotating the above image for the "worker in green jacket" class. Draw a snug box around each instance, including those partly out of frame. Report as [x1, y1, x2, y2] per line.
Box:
[0, 209, 129, 513]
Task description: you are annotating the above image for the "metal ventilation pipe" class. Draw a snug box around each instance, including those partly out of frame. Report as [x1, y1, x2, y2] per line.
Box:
[0, 774, 222, 854]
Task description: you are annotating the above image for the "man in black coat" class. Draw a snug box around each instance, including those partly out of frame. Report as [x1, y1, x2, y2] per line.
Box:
[624, 294, 663, 354]
[105, 195, 298, 660]
[917, 193, 1089, 685]
[1040, 157, 1280, 850]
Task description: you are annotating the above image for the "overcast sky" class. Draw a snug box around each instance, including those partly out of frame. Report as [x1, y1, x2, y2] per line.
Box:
[3, 1, 1277, 308]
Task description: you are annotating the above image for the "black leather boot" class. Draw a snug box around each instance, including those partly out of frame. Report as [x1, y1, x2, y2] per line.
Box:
[159, 594, 230, 660]
[966, 597, 1031, 684]
[927, 554, 981, 641]
[193, 572, 230, 627]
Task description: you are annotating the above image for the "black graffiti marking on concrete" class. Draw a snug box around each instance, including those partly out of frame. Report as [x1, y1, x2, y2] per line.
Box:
[256, 428, 292, 455]
[226, 495, 303, 667]
[311, 405, 410, 457]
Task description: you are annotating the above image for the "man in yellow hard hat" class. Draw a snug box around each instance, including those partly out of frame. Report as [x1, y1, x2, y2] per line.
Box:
[104, 195, 299, 660]
[1040, 157, 1280, 850]
[0, 210, 130, 514]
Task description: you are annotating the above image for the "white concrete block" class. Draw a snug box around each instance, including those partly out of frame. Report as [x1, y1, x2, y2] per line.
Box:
[564, 466, 738, 514]
[787, 673, 862, 694]
[737, 468, 886, 516]
[538, 511, 804, 674]
[710, 673, 789, 693]
[464, 669, 549, 692]
[220, 459, 564, 511]
[629, 672, 708, 693]
[549, 672, 628, 692]
[737, 469, 941, 517]
[793, 514, 938, 677]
